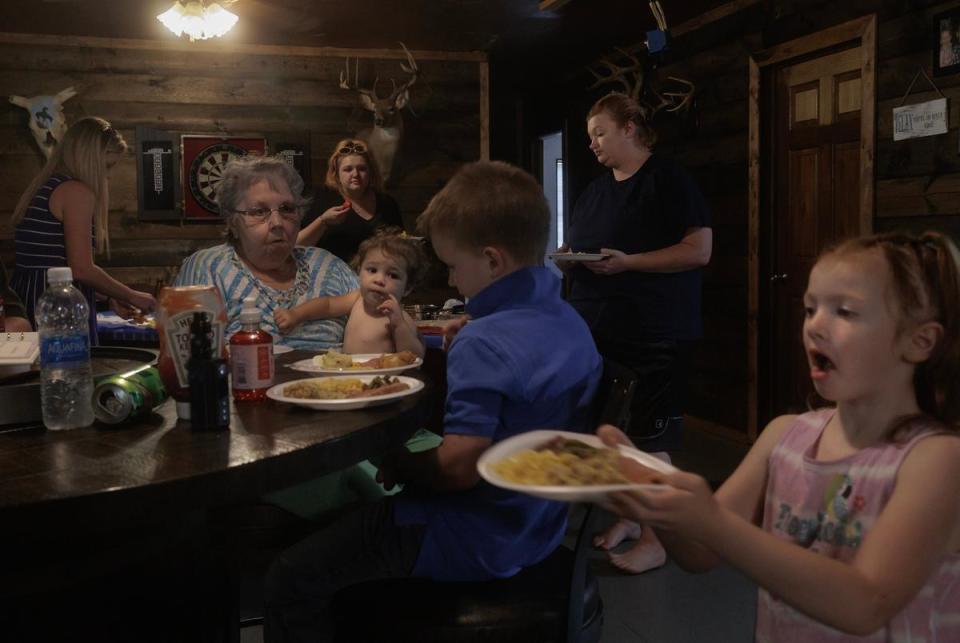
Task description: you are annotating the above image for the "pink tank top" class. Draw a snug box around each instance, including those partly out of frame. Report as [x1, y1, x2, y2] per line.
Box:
[756, 409, 960, 643]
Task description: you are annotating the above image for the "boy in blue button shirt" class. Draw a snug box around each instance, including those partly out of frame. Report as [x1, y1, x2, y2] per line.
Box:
[264, 161, 603, 643]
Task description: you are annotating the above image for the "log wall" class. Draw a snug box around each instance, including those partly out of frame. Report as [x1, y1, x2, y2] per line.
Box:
[0, 34, 485, 292]
[496, 0, 960, 439]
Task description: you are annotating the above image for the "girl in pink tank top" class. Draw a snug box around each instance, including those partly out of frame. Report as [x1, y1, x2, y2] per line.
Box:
[601, 231, 960, 641]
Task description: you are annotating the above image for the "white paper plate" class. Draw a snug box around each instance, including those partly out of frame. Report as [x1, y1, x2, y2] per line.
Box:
[477, 430, 676, 503]
[266, 375, 424, 411]
[548, 253, 610, 262]
[288, 353, 423, 375]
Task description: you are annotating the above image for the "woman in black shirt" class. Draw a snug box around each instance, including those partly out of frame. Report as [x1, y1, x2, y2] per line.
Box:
[297, 139, 404, 263]
[563, 92, 712, 574]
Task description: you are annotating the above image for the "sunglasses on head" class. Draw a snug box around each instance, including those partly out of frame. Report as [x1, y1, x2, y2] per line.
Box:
[338, 142, 367, 155]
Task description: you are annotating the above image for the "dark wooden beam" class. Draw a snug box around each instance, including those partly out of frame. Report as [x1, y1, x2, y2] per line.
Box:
[538, 0, 574, 11]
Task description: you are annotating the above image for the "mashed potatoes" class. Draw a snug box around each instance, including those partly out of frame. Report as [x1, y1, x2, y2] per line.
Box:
[492, 438, 630, 486]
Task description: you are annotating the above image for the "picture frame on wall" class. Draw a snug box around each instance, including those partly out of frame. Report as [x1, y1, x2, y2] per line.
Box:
[135, 126, 181, 221]
[180, 135, 267, 219]
[934, 9, 960, 76]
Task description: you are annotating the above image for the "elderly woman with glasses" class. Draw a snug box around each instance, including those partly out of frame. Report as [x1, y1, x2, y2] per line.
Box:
[297, 138, 404, 263]
[173, 155, 359, 351]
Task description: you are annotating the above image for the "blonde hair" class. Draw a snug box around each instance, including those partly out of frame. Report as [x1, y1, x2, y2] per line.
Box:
[324, 138, 384, 194]
[417, 161, 549, 266]
[822, 231, 960, 435]
[587, 92, 658, 150]
[12, 116, 127, 256]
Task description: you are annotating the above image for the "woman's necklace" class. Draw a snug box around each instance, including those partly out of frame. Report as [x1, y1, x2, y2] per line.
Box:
[231, 249, 310, 309]
[349, 190, 376, 221]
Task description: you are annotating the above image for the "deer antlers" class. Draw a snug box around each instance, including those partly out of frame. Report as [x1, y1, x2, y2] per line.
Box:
[340, 42, 419, 106]
[587, 47, 645, 102]
[586, 0, 696, 118]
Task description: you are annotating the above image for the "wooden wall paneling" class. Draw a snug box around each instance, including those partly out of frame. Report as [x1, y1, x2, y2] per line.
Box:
[0, 32, 485, 293]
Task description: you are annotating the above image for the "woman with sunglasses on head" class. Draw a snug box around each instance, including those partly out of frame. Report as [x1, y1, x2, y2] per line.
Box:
[173, 155, 358, 352]
[297, 138, 404, 264]
[10, 116, 157, 344]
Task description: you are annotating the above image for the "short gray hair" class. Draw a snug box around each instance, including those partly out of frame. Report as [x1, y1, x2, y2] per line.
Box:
[217, 155, 311, 245]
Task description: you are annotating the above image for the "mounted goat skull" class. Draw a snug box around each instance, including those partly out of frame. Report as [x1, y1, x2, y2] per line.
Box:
[340, 43, 419, 183]
[9, 87, 77, 159]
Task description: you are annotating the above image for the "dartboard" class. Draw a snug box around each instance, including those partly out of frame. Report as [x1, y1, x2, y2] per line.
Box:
[188, 142, 248, 213]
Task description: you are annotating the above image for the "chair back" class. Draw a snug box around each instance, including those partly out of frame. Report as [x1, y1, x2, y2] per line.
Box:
[593, 358, 637, 431]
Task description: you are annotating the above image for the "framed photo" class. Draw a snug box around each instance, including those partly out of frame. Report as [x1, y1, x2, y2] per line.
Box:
[135, 125, 180, 221]
[180, 135, 266, 218]
[934, 9, 960, 76]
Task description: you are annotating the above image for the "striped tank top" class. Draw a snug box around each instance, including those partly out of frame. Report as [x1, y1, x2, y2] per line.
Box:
[11, 173, 98, 344]
[756, 409, 960, 642]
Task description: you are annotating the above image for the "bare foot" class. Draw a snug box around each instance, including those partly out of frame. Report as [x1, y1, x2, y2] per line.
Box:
[609, 526, 667, 574]
[593, 518, 642, 550]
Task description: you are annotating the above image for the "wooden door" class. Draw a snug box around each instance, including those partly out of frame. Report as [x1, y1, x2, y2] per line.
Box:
[765, 46, 863, 420]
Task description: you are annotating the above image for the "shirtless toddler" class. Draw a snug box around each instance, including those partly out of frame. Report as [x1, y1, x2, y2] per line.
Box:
[275, 231, 425, 357]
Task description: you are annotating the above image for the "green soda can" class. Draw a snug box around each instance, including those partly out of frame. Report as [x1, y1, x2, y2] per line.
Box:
[93, 364, 168, 425]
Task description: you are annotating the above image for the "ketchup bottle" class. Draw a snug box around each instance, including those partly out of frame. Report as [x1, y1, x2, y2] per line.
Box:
[229, 296, 274, 401]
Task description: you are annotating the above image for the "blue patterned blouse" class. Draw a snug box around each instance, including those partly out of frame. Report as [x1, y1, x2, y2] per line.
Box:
[172, 243, 359, 351]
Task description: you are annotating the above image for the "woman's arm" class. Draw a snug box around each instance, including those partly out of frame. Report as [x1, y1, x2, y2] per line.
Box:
[296, 203, 351, 247]
[56, 182, 156, 311]
[274, 290, 359, 333]
[590, 227, 712, 275]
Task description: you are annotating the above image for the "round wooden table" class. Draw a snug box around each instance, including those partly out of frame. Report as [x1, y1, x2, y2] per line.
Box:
[0, 349, 432, 528]
[0, 350, 434, 639]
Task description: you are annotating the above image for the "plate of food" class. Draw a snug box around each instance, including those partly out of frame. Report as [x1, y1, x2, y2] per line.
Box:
[125, 312, 157, 329]
[547, 252, 611, 263]
[267, 374, 424, 411]
[288, 350, 422, 375]
[477, 430, 676, 503]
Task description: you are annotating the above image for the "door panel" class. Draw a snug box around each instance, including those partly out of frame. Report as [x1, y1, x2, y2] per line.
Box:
[766, 46, 862, 419]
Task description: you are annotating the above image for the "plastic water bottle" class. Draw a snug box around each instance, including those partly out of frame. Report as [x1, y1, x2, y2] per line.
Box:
[37, 267, 94, 430]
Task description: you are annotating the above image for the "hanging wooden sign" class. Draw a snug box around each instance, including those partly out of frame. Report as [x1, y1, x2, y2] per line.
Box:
[893, 98, 948, 141]
[893, 67, 948, 141]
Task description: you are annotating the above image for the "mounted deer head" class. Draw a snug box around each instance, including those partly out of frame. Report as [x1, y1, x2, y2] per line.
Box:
[340, 43, 419, 183]
[9, 87, 77, 159]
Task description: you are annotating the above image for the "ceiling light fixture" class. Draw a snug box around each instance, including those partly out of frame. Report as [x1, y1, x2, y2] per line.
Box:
[157, 0, 238, 42]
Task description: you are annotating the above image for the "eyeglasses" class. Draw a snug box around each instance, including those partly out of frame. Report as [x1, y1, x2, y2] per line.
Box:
[338, 141, 367, 155]
[234, 204, 301, 223]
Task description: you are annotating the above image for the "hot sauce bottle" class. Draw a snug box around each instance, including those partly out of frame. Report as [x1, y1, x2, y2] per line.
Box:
[187, 312, 230, 431]
[229, 296, 274, 402]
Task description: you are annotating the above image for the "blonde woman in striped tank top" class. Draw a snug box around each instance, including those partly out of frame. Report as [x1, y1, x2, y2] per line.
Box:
[10, 117, 156, 343]
[600, 231, 960, 641]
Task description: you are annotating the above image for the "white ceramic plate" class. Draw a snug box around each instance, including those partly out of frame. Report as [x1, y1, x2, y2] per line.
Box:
[477, 430, 676, 503]
[548, 253, 611, 263]
[266, 375, 424, 411]
[288, 353, 423, 375]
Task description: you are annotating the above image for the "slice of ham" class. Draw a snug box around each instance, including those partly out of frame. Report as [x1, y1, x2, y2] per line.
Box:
[353, 381, 411, 398]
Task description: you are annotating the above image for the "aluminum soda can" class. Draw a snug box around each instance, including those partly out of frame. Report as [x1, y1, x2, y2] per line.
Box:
[93, 364, 167, 424]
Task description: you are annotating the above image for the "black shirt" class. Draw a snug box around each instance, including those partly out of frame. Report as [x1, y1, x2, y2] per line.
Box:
[301, 188, 404, 264]
[567, 154, 711, 341]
